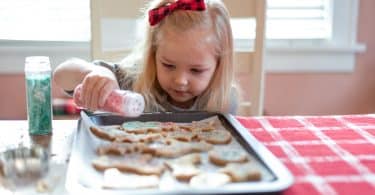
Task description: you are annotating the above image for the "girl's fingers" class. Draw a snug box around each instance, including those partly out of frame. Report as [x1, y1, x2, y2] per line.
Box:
[92, 78, 109, 109]
[81, 77, 96, 110]
[80, 66, 119, 111]
[88, 84, 100, 111]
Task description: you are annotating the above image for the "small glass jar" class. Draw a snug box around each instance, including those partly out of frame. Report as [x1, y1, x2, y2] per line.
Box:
[25, 56, 53, 135]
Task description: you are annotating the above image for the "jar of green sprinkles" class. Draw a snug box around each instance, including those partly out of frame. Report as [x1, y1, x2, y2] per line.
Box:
[25, 56, 53, 135]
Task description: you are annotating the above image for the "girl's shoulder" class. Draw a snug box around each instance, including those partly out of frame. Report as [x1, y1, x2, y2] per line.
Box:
[92, 59, 138, 90]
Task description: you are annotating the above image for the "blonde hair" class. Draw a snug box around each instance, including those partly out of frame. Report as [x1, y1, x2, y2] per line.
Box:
[122, 0, 236, 113]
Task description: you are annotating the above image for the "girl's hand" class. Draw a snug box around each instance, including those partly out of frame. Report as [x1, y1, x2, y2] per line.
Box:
[80, 65, 119, 111]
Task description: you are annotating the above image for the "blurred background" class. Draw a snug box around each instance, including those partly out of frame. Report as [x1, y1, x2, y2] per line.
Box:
[0, 0, 374, 119]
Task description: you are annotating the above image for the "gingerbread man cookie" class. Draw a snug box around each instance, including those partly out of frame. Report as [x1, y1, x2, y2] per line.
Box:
[92, 155, 165, 176]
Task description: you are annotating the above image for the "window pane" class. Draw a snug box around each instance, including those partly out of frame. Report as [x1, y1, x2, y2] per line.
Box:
[268, 0, 325, 8]
[230, 0, 331, 41]
[231, 19, 256, 40]
[267, 0, 331, 40]
[267, 19, 330, 39]
[231, 18, 256, 50]
[101, 18, 143, 51]
[268, 9, 326, 19]
[0, 0, 90, 41]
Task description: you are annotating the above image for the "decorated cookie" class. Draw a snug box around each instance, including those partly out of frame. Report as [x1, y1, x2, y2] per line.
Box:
[208, 148, 249, 166]
[196, 130, 232, 144]
[219, 162, 261, 182]
[121, 121, 162, 134]
[180, 120, 216, 132]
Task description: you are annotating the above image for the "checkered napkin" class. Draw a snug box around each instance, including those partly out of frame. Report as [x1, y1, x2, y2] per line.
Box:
[236, 114, 375, 195]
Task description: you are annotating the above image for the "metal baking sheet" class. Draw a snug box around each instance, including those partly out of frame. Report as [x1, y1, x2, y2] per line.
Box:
[65, 111, 293, 194]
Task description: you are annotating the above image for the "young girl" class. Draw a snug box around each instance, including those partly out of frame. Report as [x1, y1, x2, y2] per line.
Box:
[53, 0, 239, 114]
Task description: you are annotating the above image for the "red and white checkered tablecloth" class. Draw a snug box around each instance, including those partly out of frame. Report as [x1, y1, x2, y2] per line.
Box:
[236, 114, 375, 195]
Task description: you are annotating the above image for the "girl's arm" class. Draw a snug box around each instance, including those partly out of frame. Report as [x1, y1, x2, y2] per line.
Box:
[53, 58, 119, 110]
[53, 58, 93, 92]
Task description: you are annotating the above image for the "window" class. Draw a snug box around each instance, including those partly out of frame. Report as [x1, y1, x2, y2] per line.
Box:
[0, 0, 365, 73]
[0, 0, 91, 73]
[265, 0, 365, 72]
[0, 0, 90, 41]
[267, 0, 331, 40]
[231, 0, 331, 42]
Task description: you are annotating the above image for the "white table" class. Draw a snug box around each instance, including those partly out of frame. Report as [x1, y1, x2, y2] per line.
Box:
[0, 120, 78, 195]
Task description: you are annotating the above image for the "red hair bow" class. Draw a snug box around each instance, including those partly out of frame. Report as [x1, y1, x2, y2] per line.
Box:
[148, 0, 206, 26]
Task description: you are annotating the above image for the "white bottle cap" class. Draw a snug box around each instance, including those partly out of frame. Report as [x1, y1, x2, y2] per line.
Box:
[25, 56, 51, 73]
[121, 92, 145, 117]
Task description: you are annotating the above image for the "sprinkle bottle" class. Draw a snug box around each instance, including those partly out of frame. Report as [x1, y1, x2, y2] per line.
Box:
[73, 84, 145, 117]
[25, 56, 53, 135]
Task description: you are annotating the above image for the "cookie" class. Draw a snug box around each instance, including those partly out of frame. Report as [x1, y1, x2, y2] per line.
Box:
[114, 132, 163, 143]
[189, 172, 231, 188]
[103, 168, 159, 189]
[90, 124, 163, 143]
[162, 129, 197, 142]
[90, 126, 127, 142]
[96, 142, 151, 155]
[196, 130, 232, 144]
[208, 148, 248, 166]
[121, 121, 163, 134]
[164, 153, 201, 181]
[161, 122, 180, 131]
[92, 155, 165, 176]
[151, 139, 213, 158]
[180, 120, 216, 132]
[219, 162, 261, 182]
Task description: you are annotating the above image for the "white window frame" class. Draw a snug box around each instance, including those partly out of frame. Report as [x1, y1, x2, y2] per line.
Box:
[265, 0, 366, 72]
[0, 40, 90, 74]
[0, 0, 365, 74]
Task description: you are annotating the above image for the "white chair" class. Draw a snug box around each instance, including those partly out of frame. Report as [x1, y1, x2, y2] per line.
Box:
[223, 0, 266, 116]
[90, 0, 147, 62]
[90, 0, 266, 116]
